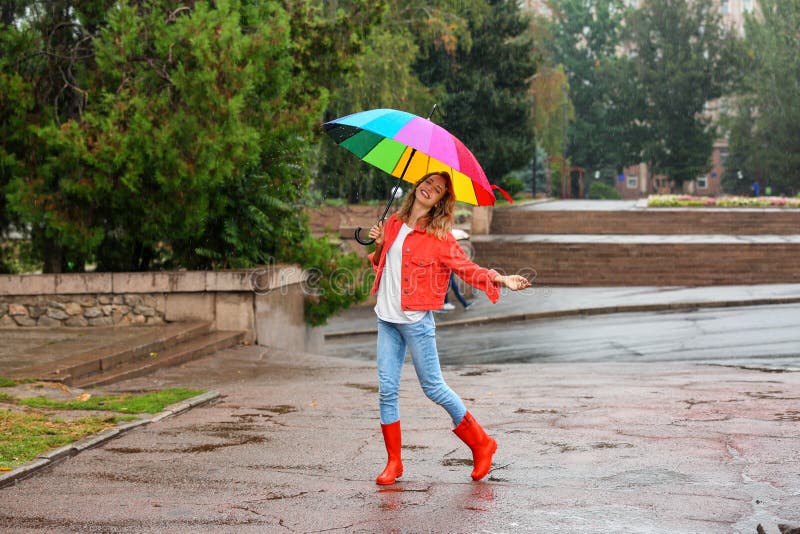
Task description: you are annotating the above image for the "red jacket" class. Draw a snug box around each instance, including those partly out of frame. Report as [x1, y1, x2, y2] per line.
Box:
[368, 214, 501, 311]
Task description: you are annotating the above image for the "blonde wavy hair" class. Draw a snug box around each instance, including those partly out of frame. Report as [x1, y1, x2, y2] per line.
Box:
[396, 171, 456, 240]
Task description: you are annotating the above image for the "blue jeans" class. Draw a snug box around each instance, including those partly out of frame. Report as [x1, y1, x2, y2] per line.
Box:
[377, 312, 466, 426]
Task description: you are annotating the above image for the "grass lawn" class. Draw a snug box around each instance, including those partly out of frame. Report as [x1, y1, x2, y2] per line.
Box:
[16, 388, 204, 414]
[0, 410, 119, 469]
[0, 383, 205, 469]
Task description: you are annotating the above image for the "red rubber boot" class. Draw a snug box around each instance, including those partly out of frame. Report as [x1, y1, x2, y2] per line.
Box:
[452, 412, 497, 481]
[376, 421, 403, 485]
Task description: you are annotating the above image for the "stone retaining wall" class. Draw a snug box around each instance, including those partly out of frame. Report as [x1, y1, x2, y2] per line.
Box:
[0, 294, 165, 328]
[0, 266, 319, 352]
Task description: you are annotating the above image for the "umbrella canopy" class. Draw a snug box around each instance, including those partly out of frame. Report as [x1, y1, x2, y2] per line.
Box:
[323, 108, 496, 206]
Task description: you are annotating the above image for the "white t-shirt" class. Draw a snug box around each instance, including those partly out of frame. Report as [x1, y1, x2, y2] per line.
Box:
[374, 224, 427, 324]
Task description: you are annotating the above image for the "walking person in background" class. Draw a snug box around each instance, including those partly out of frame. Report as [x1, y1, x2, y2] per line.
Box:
[366, 171, 530, 484]
[440, 229, 475, 311]
[440, 272, 473, 311]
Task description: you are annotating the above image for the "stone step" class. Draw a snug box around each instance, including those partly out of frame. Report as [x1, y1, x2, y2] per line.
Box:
[490, 207, 800, 235]
[473, 235, 800, 286]
[11, 321, 213, 385]
[72, 330, 244, 388]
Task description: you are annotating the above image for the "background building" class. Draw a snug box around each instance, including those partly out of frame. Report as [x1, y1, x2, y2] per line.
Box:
[521, 0, 755, 198]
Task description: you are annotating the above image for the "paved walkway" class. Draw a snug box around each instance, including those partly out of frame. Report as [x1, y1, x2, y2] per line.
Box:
[517, 199, 645, 210]
[3, 285, 800, 532]
[2, 344, 799, 532]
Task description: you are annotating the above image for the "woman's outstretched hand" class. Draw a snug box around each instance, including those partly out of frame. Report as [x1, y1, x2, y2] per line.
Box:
[368, 221, 385, 248]
[494, 274, 531, 291]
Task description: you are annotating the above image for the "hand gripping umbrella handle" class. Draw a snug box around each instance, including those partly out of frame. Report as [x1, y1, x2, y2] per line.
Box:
[354, 180, 407, 245]
[354, 227, 375, 246]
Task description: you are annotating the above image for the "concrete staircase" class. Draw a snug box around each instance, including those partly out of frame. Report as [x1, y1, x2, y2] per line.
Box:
[10, 321, 244, 388]
[472, 202, 800, 286]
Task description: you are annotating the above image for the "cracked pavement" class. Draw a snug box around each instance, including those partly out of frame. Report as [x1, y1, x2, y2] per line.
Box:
[1, 344, 799, 533]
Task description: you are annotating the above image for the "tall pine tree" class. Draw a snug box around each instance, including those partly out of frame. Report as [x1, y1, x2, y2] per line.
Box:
[1, 0, 382, 272]
[415, 0, 538, 184]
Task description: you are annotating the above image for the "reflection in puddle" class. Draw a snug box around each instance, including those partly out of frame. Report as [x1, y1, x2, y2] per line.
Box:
[378, 488, 402, 511]
[462, 483, 495, 513]
[375, 486, 431, 512]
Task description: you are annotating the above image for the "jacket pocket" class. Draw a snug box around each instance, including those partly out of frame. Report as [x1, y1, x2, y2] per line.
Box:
[411, 257, 435, 267]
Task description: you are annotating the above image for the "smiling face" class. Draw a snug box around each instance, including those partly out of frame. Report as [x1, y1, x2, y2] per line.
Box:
[414, 173, 448, 210]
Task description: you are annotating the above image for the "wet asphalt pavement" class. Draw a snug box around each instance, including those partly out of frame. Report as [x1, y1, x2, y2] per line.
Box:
[2, 339, 799, 533]
[325, 303, 800, 367]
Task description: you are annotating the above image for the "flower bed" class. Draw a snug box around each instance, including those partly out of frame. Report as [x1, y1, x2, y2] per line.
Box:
[648, 195, 800, 208]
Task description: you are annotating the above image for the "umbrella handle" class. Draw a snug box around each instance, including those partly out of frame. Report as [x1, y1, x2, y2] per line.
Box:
[353, 184, 401, 246]
[354, 227, 375, 246]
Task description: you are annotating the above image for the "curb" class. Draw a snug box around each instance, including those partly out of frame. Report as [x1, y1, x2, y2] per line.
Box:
[0, 390, 221, 489]
[324, 296, 800, 338]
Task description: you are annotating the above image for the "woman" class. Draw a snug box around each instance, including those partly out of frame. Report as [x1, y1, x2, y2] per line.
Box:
[367, 171, 530, 484]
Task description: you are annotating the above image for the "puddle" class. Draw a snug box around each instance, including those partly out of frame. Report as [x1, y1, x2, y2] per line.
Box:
[714, 364, 795, 373]
[175, 435, 266, 453]
[255, 405, 298, 414]
[459, 369, 499, 377]
[107, 435, 266, 454]
[377, 487, 430, 494]
[592, 442, 634, 449]
[231, 413, 269, 420]
[188, 422, 261, 434]
[544, 441, 580, 453]
[242, 491, 308, 501]
[601, 468, 690, 488]
[442, 458, 473, 467]
[246, 464, 326, 471]
[80, 472, 148, 483]
[345, 383, 379, 393]
[747, 391, 800, 400]
[683, 398, 714, 409]
[106, 447, 146, 454]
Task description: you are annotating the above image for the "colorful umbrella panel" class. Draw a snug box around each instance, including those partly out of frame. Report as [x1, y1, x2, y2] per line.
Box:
[323, 108, 496, 206]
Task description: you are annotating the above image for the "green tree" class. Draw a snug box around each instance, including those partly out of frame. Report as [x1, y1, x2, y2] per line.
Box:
[544, 0, 631, 174]
[0, 4, 31, 272]
[416, 0, 538, 183]
[315, 0, 485, 203]
[625, 0, 738, 189]
[316, 18, 431, 203]
[724, 0, 800, 196]
[1, 0, 109, 272]
[1, 0, 381, 272]
[1, 0, 382, 323]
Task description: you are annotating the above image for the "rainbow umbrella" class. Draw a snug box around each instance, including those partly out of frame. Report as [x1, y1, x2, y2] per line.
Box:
[323, 107, 505, 244]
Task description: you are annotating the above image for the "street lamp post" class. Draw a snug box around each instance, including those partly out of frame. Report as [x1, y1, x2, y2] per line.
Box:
[562, 82, 569, 199]
[531, 142, 537, 199]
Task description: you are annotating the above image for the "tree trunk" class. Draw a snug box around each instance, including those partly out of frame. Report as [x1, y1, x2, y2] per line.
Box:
[42, 238, 63, 274]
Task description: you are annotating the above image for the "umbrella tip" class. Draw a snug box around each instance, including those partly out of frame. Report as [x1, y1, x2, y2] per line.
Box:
[427, 104, 438, 120]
